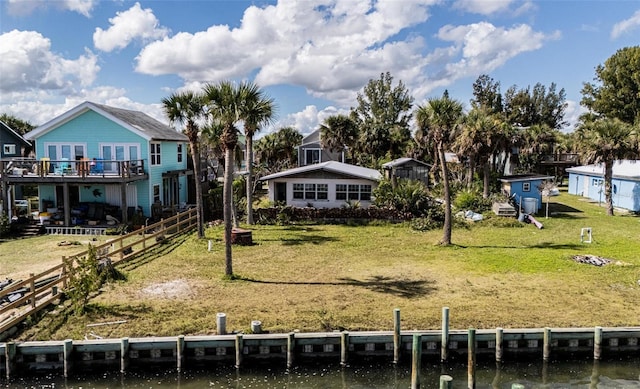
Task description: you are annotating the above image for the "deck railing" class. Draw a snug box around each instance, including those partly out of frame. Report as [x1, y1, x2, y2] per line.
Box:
[2, 158, 146, 178]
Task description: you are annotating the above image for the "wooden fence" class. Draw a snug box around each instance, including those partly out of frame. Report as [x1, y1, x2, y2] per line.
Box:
[0, 208, 197, 338]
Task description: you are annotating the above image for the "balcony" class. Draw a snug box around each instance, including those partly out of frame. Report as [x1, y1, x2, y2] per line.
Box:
[1, 158, 148, 184]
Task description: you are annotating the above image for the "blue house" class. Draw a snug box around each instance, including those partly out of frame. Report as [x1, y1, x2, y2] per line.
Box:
[0, 120, 31, 159]
[1, 101, 190, 226]
[498, 174, 554, 214]
[567, 160, 640, 212]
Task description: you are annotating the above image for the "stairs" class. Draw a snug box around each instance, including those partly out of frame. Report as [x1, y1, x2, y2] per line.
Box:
[492, 202, 517, 217]
[13, 221, 45, 238]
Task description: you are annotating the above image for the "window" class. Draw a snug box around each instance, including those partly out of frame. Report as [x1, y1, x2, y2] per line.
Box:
[177, 143, 183, 163]
[151, 142, 161, 165]
[305, 149, 320, 165]
[592, 178, 603, 186]
[293, 183, 328, 200]
[523, 182, 531, 192]
[336, 184, 371, 201]
[3, 144, 16, 155]
[153, 184, 161, 203]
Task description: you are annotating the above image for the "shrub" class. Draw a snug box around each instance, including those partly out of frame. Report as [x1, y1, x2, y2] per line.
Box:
[454, 189, 492, 212]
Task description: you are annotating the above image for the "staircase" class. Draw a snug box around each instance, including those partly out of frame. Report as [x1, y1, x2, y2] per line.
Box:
[13, 222, 45, 238]
[492, 202, 517, 217]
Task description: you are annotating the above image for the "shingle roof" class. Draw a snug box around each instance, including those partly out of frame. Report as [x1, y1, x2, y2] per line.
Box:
[25, 101, 188, 142]
[382, 157, 431, 169]
[261, 161, 381, 181]
[566, 160, 640, 180]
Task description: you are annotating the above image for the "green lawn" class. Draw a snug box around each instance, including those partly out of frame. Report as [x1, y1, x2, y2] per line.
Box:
[10, 190, 640, 341]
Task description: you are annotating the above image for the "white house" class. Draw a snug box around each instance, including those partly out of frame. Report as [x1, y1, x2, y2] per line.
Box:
[260, 161, 381, 208]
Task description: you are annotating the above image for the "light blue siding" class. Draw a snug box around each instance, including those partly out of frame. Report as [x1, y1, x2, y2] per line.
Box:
[569, 173, 640, 211]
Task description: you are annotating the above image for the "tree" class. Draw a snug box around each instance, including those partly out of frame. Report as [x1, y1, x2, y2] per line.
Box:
[319, 114, 358, 156]
[203, 81, 253, 277]
[576, 118, 638, 216]
[517, 124, 559, 173]
[241, 85, 275, 225]
[470, 74, 503, 114]
[581, 46, 640, 125]
[0, 113, 35, 135]
[455, 109, 499, 197]
[350, 72, 414, 166]
[503, 82, 568, 129]
[415, 94, 464, 245]
[162, 91, 207, 238]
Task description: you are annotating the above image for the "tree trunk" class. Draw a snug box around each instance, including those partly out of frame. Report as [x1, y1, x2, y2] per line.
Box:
[604, 160, 614, 216]
[246, 134, 255, 225]
[482, 161, 491, 199]
[467, 156, 475, 188]
[224, 146, 235, 276]
[189, 139, 205, 238]
[439, 145, 452, 245]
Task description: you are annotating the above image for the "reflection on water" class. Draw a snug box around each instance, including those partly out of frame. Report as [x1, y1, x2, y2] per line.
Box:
[4, 357, 639, 388]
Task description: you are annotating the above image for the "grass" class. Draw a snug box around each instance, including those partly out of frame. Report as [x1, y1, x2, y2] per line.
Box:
[6, 190, 640, 341]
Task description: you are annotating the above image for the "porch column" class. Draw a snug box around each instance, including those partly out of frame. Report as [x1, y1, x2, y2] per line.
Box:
[1, 178, 8, 215]
[63, 182, 71, 226]
[121, 183, 128, 224]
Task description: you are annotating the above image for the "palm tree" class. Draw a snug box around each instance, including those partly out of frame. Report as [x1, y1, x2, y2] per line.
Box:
[162, 91, 206, 238]
[576, 118, 638, 216]
[455, 109, 497, 196]
[319, 114, 358, 159]
[241, 85, 275, 225]
[415, 95, 464, 245]
[203, 81, 247, 277]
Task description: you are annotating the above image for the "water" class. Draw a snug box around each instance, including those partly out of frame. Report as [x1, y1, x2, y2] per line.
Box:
[4, 357, 639, 388]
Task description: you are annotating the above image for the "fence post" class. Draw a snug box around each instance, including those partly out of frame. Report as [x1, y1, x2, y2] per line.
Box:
[63, 339, 73, 377]
[120, 337, 129, 373]
[495, 327, 503, 362]
[594, 326, 603, 360]
[440, 375, 453, 389]
[235, 334, 243, 368]
[340, 331, 349, 366]
[5, 342, 16, 379]
[468, 328, 476, 389]
[61, 256, 68, 288]
[393, 308, 401, 364]
[411, 334, 422, 389]
[543, 327, 551, 361]
[287, 332, 296, 370]
[441, 307, 449, 362]
[29, 273, 36, 309]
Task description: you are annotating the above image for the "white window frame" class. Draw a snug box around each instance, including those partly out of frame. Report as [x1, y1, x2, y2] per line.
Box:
[523, 182, 531, 192]
[336, 184, 372, 201]
[304, 148, 320, 165]
[292, 183, 328, 201]
[44, 142, 86, 161]
[3, 144, 16, 155]
[150, 142, 161, 166]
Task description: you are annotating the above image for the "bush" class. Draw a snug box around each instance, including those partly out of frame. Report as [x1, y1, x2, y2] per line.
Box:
[454, 189, 492, 212]
[373, 178, 435, 217]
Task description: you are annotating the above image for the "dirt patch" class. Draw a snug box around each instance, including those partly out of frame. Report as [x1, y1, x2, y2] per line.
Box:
[141, 279, 192, 299]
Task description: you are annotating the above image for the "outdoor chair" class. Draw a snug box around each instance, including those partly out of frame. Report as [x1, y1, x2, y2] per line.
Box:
[54, 158, 71, 175]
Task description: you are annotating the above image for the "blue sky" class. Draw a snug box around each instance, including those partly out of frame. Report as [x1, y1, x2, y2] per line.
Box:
[1, 0, 639, 136]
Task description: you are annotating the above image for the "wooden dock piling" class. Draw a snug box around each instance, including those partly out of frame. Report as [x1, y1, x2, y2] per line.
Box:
[468, 329, 476, 389]
[393, 308, 401, 364]
[441, 307, 449, 362]
[411, 334, 422, 389]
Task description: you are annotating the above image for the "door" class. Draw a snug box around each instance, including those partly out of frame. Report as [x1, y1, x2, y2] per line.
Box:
[275, 182, 287, 203]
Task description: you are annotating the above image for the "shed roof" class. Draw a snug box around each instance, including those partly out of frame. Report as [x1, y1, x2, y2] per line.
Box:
[25, 101, 188, 142]
[382, 157, 431, 169]
[498, 174, 554, 183]
[261, 161, 381, 181]
[566, 160, 640, 181]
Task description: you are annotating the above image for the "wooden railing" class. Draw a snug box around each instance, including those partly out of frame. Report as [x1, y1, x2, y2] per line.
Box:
[0, 208, 197, 337]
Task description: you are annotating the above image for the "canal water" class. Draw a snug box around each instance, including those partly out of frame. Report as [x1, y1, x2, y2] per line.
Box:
[4, 357, 639, 388]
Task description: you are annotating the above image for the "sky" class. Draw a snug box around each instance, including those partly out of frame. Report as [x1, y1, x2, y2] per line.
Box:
[1, 0, 639, 136]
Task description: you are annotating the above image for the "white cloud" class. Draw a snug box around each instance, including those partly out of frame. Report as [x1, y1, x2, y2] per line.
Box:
[453, 0, 514, 15]
[0, 30, 100, 96]
[136, 0, 437, 103]
[93, 2, 169, 52]
[611, 9, 640, 39]
[273, 104, 351, 136]
[562, 100, 586, 133]
[5, 0, 97, 17]
[0, 87, 167, 127]
[427, 22, 559, 92]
